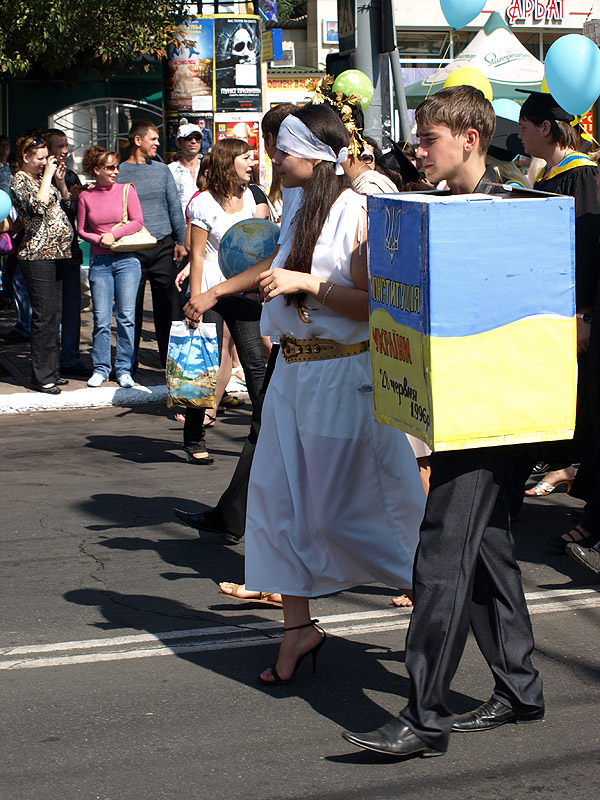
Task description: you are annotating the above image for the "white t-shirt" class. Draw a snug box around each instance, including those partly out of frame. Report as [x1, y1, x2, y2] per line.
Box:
[168, 160, 200, 216]
[187, 189, 257, 291]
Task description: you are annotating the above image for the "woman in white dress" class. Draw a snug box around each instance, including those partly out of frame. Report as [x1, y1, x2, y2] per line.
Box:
[244, 104, 426, 685]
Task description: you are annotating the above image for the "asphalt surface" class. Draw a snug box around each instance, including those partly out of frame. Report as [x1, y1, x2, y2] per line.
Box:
[1, 404, 599, 800]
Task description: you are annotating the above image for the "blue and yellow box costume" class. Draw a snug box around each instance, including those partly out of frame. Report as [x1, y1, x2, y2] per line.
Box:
[368, 193, 577, 451]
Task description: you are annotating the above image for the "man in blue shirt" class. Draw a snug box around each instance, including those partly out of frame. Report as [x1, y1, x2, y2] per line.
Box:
[117, 121, 187, 367]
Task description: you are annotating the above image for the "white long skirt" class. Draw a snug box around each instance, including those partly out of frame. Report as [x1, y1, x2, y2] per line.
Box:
[245, 351, 426, 597]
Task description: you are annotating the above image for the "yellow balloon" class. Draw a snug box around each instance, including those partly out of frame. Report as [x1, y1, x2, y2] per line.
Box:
[443, 67, 493, 102]
[541, 77, 550, 93]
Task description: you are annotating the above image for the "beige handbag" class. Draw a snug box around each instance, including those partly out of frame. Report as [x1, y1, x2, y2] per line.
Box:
[110, 183, 157, 252]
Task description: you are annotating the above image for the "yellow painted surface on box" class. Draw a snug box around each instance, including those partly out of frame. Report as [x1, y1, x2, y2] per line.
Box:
[370, 308, 431, 442]
[428, 316, 577, 451]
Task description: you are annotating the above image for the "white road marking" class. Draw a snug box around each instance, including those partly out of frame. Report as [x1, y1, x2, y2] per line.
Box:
[1, 587, 598, 671]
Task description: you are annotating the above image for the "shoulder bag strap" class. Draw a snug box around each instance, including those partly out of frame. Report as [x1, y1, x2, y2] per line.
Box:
[121, 183, 131, 224]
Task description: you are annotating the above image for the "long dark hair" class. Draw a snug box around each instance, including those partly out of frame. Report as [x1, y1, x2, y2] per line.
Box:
[284, 103, 351, 319]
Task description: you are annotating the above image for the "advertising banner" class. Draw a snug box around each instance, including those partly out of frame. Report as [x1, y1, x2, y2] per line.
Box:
[214, 17, 262, 112]
[165, 17, 214, 113]
[368, 193, 577, 451]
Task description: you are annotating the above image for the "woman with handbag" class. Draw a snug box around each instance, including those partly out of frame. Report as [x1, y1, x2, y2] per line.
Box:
[10, 133, 73, 394]
[77, 146, 144, 388]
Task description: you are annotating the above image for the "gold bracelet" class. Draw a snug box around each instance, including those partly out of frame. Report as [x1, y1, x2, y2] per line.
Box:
[322, 282, 334, 306]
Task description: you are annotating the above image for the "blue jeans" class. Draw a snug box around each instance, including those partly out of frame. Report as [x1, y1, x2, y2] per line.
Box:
[89, 253, 141, 378]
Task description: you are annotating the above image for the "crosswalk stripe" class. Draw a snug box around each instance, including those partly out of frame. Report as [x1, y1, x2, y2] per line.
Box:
[1, 587, 598, 671]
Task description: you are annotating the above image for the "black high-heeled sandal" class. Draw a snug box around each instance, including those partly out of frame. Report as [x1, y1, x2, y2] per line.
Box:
[258, 619, 326, 686]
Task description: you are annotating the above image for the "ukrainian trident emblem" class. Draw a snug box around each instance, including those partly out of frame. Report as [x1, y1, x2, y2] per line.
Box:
[384, 206, 401, 262]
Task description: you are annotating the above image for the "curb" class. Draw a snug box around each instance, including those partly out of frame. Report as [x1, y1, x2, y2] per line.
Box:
[0, 384, 167, 415]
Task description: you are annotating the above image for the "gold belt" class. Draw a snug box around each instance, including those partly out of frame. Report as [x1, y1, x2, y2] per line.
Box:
[279, 335, 369, 363]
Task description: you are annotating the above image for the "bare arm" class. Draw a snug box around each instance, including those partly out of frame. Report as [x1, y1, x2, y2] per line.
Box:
[258, 208, 369, 321]
[254, 202, 270, 219]
[188, 224, 209, 297]
[36, 157, 58, 204]
[184, 248, 278, 322]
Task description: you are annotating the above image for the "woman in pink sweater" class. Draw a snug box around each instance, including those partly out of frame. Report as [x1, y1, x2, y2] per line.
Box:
[77, 146, 143, 388]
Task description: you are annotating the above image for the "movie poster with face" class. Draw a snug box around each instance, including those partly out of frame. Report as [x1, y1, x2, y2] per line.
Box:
[214, 17, 262, 112]
[165, 17, 214, 113]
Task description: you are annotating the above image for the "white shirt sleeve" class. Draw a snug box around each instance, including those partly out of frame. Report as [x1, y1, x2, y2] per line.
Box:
[188, 191, 215, 232]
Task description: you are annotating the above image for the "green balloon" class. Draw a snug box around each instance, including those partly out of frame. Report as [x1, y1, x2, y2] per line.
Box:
[332, 70, 374, 111]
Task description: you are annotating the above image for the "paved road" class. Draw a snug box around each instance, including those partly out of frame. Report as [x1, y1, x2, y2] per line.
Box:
[1, 405, 599, 800]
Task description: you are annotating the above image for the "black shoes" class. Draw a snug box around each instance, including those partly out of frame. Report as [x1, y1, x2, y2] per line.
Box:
[0, 329, 29, 344]
[172, 507, 241, 545]
[185, 452, 214, 466]
[342, 718, 445, 758]
[566, 542, 600, 574]
[56, 377, 69, 386]
[452, 698, 544, 732]
[60, 363, 89, 378]
[32, 383, 61, 395]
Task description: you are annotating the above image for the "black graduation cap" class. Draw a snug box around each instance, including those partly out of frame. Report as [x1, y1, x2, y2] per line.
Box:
[488, 116, 527, 161]
[378, 139, 421, 183]
[515, 89, 574, 123]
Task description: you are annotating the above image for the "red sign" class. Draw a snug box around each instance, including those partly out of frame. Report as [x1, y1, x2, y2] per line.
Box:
[506, 0, 563, 24]
[579, 109, 595, 138]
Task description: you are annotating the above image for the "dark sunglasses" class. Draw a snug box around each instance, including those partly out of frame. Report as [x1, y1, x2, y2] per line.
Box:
[184, 134, 203, 142]
[25, 137, 45, 151]
[359, 153, 374, 164]
[233, 40, 255, 52]
[102, 164, 119, 171]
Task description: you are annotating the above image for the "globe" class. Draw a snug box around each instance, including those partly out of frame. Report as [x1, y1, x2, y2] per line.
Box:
[218, 218, 280, 280]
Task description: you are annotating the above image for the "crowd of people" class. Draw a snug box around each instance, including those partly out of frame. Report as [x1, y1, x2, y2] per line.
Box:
[1, 78, 599, 757]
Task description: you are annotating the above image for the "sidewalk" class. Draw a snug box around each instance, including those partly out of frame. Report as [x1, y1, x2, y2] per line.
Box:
[0, 286, 168, 414]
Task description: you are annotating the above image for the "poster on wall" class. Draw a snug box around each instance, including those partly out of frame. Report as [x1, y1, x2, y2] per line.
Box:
[165, 17, 214, 113]
[214, 17, 262, 112]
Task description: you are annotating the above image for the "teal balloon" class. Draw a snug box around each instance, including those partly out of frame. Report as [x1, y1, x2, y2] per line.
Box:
[440, 0, 485, 30]
[332, 70, 374, 111]
[0, 189, 11, 221]
[544, 34, 600, 116]
[218, 218, 280, 279]
[491, 99, 521, 123]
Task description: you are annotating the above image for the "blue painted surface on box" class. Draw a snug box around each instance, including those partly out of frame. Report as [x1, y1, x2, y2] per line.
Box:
[368, 193, 577, 450]
[368, 193, 575, 338]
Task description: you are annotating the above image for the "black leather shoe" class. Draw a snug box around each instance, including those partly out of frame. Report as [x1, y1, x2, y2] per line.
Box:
[342, 718, 445, 758]
[0, 329, 30, 344]
[452, 698, 544, 732]
[566, 542, 600, 574]
[31, 383, 61, 395]
[172, 508, 241, 545]
[56, 377, 69, 386]
[60, 363, 89, 378]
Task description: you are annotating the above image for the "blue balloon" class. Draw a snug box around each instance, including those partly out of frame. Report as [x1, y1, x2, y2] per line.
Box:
[544, 34, 600, 116]
[491, 99, 521, 123]
[0, 189, 11, 221]
[440, 0, 486, 30]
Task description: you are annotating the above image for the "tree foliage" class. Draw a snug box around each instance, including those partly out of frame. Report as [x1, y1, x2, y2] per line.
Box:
[0, 0, 189, 78]
[276, 0, 307, 25]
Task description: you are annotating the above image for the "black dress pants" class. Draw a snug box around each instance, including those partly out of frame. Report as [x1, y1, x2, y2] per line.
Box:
[18, 258, 62, 386]
[183, 294, 266, 456]
[400, 447, 544, 751]
[135, 236, 181, 368]
[207, 343, 279, 537]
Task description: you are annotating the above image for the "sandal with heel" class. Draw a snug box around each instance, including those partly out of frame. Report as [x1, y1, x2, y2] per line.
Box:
[259, 619, 326, 686]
